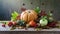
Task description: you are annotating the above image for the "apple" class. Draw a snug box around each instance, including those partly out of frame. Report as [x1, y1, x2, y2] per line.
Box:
[29, 20, 37, 27]
[39, 18, 48, 26]
[8, 22, 13, 27]
[2, 23, 5, 27]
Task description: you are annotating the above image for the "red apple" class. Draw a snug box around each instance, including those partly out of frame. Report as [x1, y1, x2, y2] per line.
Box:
[29, 20, 37, 27]
[8, 22, 13, 27]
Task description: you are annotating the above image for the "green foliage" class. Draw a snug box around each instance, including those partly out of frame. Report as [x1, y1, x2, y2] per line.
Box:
[11, 11, 18, 21]
[34, 7, 40, 13]
[40, 16, 48, 19]
[48, 11, 53, 17]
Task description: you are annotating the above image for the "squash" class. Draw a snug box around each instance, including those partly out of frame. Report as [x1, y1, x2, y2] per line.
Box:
[21, 10, 38, 23]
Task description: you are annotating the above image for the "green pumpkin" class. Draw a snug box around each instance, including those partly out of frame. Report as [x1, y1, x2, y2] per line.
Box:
[39, 18, 48, 26]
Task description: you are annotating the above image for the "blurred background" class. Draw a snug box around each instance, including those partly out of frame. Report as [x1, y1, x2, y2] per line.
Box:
[0, 0, 60, 21]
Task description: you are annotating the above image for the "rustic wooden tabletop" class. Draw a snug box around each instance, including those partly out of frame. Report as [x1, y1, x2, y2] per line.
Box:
[0, 21, 60, 34]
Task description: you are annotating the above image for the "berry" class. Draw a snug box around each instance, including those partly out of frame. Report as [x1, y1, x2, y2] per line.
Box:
[40, 10, 47, 16]
[47, 22, 56, 27]
[2, 24, 5, 27]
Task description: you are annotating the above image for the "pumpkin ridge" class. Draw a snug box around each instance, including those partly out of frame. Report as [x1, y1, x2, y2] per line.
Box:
[21, 12, 27, 21]
[30, 13, 33, 21]
[32, 10, 37, 15]
[21, 12, 24, 20]
[22, 12, 25, 21]
[31, 13, 35, 20]
[25, 12, 28, 22]
[27, 13, 28, 23]
[28, 13, 31, 22]
[31, 12, 37, 20]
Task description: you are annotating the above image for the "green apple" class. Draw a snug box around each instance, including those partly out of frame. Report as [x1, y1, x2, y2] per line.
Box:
[39, 18, 48, 26]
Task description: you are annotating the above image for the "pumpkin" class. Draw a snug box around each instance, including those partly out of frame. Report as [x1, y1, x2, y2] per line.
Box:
[21, 10, 38, 23]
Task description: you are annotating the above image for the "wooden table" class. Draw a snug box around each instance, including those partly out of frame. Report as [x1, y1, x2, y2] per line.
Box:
[0, 21, 60, 34]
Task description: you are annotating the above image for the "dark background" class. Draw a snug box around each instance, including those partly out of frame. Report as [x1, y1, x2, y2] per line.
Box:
[53, 0, 60, 21]
[0, 0, 60, 21]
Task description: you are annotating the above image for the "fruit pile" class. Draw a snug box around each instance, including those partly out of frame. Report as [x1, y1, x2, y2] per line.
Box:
[1, 7, 58, 30]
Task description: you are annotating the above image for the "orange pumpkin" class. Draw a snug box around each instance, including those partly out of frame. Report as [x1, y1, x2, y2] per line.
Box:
[21, 10, 38, 23]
